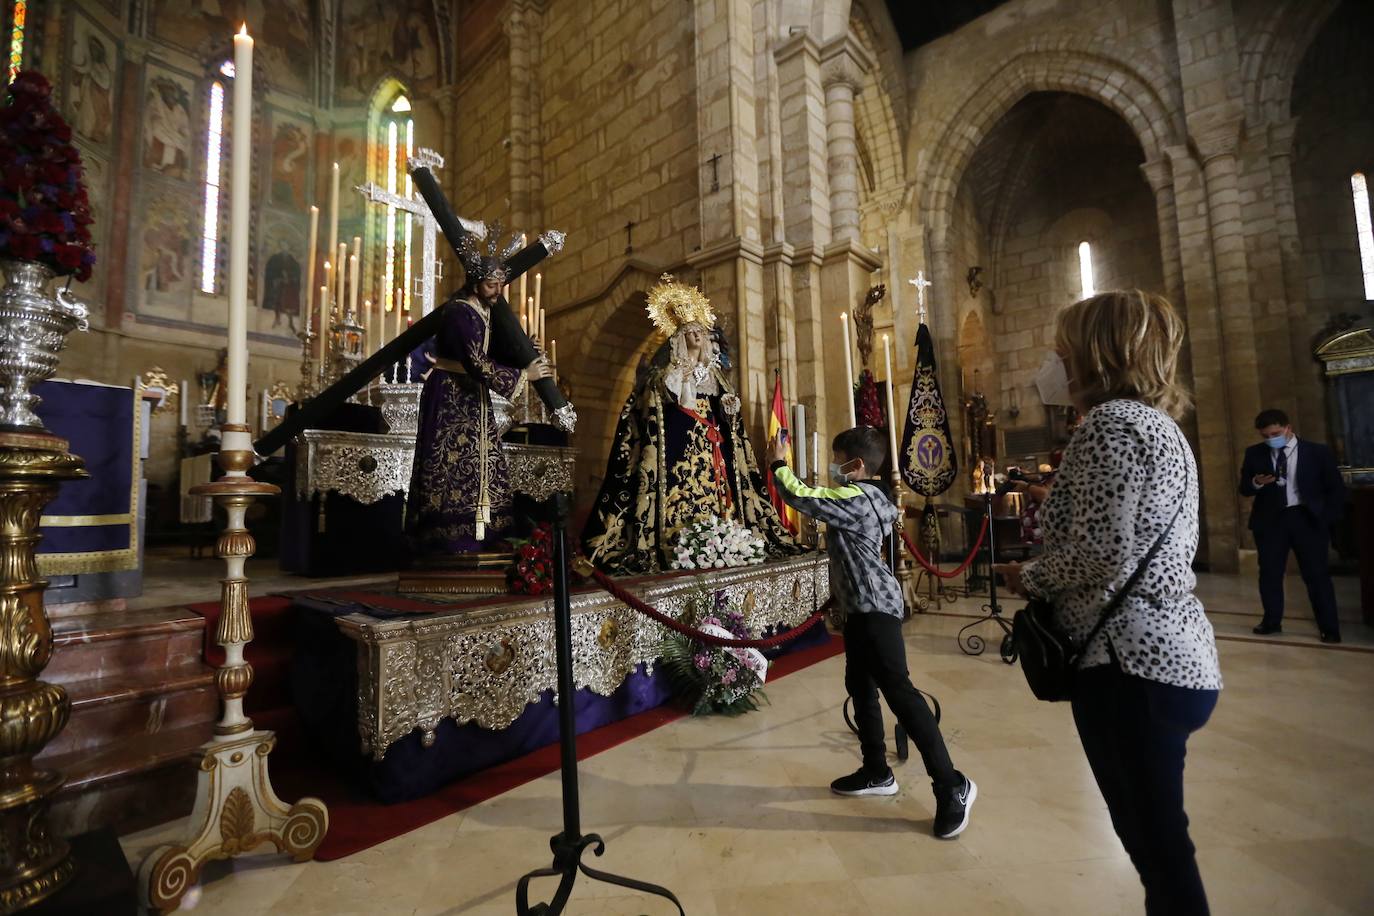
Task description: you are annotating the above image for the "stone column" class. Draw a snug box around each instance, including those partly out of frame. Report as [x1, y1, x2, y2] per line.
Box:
[1140, 157, 1185, 310]
[103, 39, 154, 329]
[506, 1, 543, 233]
[819, 37, 869, 244]
[1266, 117, 1325, 438]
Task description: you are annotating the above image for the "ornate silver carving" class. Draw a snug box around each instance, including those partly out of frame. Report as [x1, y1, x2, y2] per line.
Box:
[552, 403, 577, 433]
[0, 259, 90, 430]
[506, 444, 578, 502]
[539, 230, 566, 255]
[336, 554, 830, 759]
[377, 383, 422, 436]
[296, 429, 414, 505]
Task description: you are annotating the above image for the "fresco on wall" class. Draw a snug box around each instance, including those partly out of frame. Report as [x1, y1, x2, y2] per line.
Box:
[270, 116, 310, 209]
[142, 68, 195, 181]
[337, 0, 439, 102]
[139, 188, 195, 301]
[66, 14, 117, 146]
[334, 133, 367, 221]
[259, 220, 304, 334]
[150, 1, 313, 97]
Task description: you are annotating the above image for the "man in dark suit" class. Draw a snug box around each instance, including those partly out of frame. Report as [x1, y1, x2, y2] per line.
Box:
[1238, 408, 1347, 642]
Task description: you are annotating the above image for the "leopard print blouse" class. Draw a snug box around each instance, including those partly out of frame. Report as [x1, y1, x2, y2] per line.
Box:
[1020, 399, 1222, 690]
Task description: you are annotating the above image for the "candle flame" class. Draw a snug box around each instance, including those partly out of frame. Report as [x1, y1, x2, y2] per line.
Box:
[238, 23, 249, 36]
[841, 311, 847, 320]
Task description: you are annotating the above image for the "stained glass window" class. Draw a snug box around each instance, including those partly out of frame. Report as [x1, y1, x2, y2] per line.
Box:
[200, 79, 226, 293]
[381, 94, 414, 320]
[8, 0, 27, 85]
[1078, 241, 1095, 300]
[1352, 173, 1374, 301]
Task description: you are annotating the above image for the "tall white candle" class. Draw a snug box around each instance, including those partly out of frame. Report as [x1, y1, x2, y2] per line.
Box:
[883, 333, 899, 475]
[304, 205, 318, 332]
[180, 379, 190, 427]
[348, 252, 359, 319]
[792, 403, 807, 478]
[327, 162, 339, 290]
[363, 298, 372, 354]
[318, 263, 330, 363]
[539, 307, 546, 345]
[534, 272, 542, 316]
[225, 25, 253, 430]
[840, 311, 856, 427]
[335, 242, 347, 319]
[395, 287, 403, 341]
[550, 339, 558, 378]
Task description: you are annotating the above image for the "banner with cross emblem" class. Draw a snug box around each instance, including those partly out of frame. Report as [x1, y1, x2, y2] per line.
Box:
[898, 274, 956, 497]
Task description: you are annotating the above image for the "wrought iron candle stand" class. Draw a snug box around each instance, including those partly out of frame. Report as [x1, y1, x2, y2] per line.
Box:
[514, 493, 681, 916]
[140, 429, 327, 913]
[956, 487, 1017, 664]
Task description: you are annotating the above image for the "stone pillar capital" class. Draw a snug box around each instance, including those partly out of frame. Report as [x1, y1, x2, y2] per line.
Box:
[1194, 116, 1245, 165]
[1140, 157, 1175, 194]
[773, 30, 820, 68]
[819, 35, 872, 93]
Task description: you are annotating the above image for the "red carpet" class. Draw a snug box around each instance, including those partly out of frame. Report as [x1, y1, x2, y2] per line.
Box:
[264, 634, 844, 861]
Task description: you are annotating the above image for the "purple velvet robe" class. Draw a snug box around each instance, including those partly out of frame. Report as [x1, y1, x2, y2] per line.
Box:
[404, 298, 523, 559]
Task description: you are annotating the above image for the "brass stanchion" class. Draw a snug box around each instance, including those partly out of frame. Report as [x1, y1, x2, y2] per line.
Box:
[140, 429, 327, 914]
[0, 429, 86, 913]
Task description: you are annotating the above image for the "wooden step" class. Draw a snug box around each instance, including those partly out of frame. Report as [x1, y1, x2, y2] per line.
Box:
[37, 665, 218, 759]
[46, 608, 207, 685]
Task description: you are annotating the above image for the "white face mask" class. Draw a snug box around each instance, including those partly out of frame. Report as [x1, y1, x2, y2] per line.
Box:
[829, 459, 862, 484]
[1035, 353, 1074, 407]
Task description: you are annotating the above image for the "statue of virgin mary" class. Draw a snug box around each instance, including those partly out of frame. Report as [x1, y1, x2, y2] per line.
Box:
[581, 275, 800, 574]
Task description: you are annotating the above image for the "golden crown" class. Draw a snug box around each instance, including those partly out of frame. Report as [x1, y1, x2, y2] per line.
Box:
[645, 273, 715, 336]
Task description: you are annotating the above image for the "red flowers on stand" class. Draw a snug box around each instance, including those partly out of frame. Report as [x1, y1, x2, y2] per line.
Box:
[0, 72, 97, 281]
[508, 523, 555, 596]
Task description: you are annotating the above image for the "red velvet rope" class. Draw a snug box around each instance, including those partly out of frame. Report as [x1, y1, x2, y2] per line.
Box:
[900, 515, 988, 579]
[587, 568, 826, 649]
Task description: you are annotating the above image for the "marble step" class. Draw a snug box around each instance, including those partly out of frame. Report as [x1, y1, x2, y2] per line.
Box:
[46, 719, 214, 839]
[46, 607, 208, 685]
[37, 665, 218, 759]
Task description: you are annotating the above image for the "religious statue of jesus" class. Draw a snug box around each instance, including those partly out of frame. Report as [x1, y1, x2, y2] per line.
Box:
[581, 275, 799, 573]
[404, 239, 554, 560]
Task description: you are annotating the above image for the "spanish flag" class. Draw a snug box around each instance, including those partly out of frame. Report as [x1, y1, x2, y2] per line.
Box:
[767, 372, 800, 535]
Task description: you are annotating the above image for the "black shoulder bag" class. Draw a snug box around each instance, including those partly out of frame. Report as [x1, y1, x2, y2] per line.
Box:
[1012, 486, 1186, 702]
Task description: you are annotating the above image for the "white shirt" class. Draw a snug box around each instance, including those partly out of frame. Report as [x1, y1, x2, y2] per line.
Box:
[1272, 437, 1299, 507]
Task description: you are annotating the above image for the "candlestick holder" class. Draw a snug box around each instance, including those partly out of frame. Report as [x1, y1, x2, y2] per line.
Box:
[889, 470, 916, 616]
[295, 326, 317, 402]
[140, 433, 327, 913]
[0, 430, 86, 913]
[325, 312, 366, 393]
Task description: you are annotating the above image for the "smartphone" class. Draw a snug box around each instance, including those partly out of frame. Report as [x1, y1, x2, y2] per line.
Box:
[778, 428, 789, 445]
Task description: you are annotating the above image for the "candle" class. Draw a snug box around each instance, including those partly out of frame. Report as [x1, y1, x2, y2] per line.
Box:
[179, 379, 190, 427]
[225, 24, 253, 431]
[348, 252, 359, 319]
[883, 334, 899, 475]
[550, 339, 558, 378]
[335, 242, 347, 319]
[395, 287, 403, 341]
[318, 263, 330, 363]
[363, 298, 372, 354]
[327, 162, 339, 288]
[539, 307, 546, 345]
[534, 272, 542, 316]
[812, 431, 820, 485]
[840, 311, 856, 427]
[792, 404, 807, 478]
[304, 205, 318, 332]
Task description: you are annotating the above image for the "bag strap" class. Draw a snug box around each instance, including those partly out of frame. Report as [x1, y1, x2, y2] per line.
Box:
[1075, 439, 1190, 656]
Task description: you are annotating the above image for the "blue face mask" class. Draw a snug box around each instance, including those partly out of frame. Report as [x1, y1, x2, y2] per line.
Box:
[1266, 434, 1288, 449]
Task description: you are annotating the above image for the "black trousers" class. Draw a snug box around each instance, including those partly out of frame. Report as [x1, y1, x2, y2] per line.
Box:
[1072, 665, 1218, 916]
[843, 612, 957, 789]
[1255, 507, 1340, 635]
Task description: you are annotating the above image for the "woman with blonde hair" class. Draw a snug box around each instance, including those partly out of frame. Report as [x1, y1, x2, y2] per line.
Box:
[997, 289, 1220, 915]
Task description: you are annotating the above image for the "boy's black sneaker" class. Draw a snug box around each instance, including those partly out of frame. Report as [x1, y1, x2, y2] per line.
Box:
[830, 767, 898, 797]
[933, 772, 976, 838]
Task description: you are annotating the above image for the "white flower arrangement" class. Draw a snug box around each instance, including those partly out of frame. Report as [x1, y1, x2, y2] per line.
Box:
[671, 516, 766, 571]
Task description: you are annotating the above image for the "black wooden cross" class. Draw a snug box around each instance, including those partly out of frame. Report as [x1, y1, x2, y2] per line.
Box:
[624, 219, 637, 254]
[707, 152, 722, 192]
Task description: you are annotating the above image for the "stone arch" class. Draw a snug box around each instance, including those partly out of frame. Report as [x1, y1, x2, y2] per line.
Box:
[1240, 0, 1342, 128]
[849, 5, 904, 193]
[919, 41, 1180, 245]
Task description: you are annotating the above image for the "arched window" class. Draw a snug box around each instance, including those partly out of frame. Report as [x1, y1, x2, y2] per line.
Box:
[199, 60, 233, 294]
[380, 93, 414, 322]
[7, 0, 26, 84]
[1352, 172, 1374, 301]
[1078, 241, 1095, 299]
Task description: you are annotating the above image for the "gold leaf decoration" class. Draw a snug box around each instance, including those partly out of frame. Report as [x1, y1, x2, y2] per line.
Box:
[220, 787, 255, 853]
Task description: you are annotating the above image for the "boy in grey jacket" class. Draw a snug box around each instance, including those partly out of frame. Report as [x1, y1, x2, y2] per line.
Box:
[769, 426, 975, 839]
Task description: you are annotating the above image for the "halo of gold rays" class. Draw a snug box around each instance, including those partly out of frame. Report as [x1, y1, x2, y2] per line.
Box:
[645, 273, 715, 336]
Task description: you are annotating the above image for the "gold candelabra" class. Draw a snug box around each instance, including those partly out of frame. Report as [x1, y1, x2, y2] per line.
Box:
[0, 429, 87, 913]
[140, 428, 327, 913]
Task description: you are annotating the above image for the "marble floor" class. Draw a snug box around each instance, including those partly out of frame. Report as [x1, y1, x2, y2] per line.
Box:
[121, 573, 1373, 915]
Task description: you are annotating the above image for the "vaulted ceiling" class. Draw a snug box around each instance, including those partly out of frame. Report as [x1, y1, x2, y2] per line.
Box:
[881, 1, 1014, 52]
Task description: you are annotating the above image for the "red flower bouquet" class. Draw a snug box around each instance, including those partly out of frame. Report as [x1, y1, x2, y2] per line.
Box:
[0, 72, 97, 282]
[508, 523, 555, 596]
